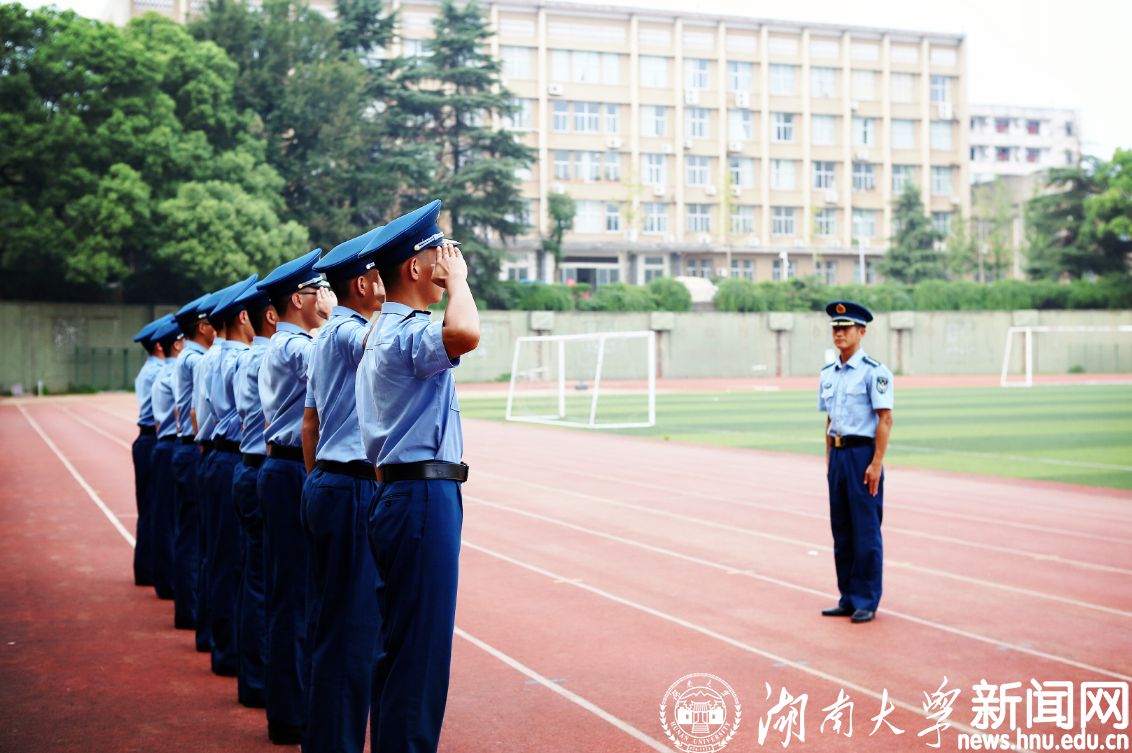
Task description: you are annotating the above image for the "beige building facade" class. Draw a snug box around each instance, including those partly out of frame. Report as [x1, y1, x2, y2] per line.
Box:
[968, 104, 1081, 185]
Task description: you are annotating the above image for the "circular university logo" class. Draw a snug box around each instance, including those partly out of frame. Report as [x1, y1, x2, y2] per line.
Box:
[659, 673, 742, 753]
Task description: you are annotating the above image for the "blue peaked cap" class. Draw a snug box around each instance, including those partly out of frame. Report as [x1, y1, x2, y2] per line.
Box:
[152, 316, 183, 344]
[133, 314, 171, 345]
[209, 274, 260, 321]
[826, 300, 874, 326]
[232, 275, 272, 313]
[314, 226, 385, 280]
[257, 248, 324, 297]
[173, 292, 213, 330]
[359, 200, 459, 269]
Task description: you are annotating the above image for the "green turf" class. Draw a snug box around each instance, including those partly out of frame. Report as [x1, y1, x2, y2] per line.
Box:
[460, 385, 1132, 491]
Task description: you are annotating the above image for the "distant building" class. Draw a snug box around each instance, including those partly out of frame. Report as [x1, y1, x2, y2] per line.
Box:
[968, 105, 1081, 185]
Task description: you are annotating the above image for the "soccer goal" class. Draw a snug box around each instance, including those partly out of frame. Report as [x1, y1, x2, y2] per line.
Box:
[999, 325, 1132, 387]
[505, 331, 656, 429]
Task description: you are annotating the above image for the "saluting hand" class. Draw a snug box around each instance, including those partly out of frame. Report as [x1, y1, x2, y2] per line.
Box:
[431, 241, 467, 289]
[863, 461, 882, 497]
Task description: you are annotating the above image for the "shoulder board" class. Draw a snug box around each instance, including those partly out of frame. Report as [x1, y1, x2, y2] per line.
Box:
[821, 362, 835, 371]
[862, 355, 881, 368]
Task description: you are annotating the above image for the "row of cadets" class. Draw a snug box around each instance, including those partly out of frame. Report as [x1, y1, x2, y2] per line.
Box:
[130, 314, 173, 588]
[147, 316, 184, 602]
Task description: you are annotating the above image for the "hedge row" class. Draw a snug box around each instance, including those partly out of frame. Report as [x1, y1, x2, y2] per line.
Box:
[495, 278, 692, 312]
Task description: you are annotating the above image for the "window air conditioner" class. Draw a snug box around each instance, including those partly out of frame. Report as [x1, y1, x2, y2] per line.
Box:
[728, 141, 743, 153]
[698, 234, 712, 245]
[652, 184, 666, 196]
[547, 84, 564, 96]
[731, 185, 743, 198]
[825, 190, 839, 204]
[704, 185, 717, 196]
[734, 91, 751, 108]
[607, 137, 622, 149]
[684, 89, 700, 105]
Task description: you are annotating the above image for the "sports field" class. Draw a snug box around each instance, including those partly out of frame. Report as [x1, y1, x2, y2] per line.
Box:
[464, 383, 1132, 490]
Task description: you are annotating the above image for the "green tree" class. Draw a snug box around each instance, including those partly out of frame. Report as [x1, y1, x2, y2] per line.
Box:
[972, 179, 1014, 281]
[1025, 161, 1093, 279]
[944, 209, 977, 280]
[399, 0, 535, 306]
[879, 185, 945, 283]
[1079, 149, 1132, 275]
[540, 191, 576, 281]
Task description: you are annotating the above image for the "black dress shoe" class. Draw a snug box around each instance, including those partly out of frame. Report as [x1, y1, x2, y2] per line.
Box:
[851, 609, 876, 623]
[268, 721, 303, 745]
[821, 606, 854, 617]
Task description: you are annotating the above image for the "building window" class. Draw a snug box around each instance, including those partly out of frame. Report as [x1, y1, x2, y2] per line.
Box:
[604, 151, 621, 181]
[643, 203, 668, 234]
[507, 265, 530, 281]
[813, 161, 836, 190]
[605, 104, 620, 133]
[601, 53, 620, 85]
[815, 260, 838, 285]
[811, 67, 837, 98]
[553, 150, 571, 180]
[771, 207, 796, 236]
[1026, 119, 1041, 135]
[730, 258, 754, 280]
[852, 162, 875, 192]
[573, 200, 602, 233]
[995, 118, 1010, 134]
[729, 157, 755, 188]
[931, 166, 953, 196]
[687, 204, 711, 233]
[641, 106, 667, 137]
[501, 46, 533, 80]
[686, 108, 709, 139]
[852, 208, 877, 239]
[605, 202, 621, 232]
[640, 55, 667, 88]
[772, 112, 795, 143]
[852, 117, 876, 147]
[772, 257, 796, 280]
[686, 155, 710, 186]
[891, 119, 915, 150]
[851, 70, 877, 101]
[403, 38, 428, 58]
[728, 61, 753, 91]
[730, 205, 754, 235]
[643, 255, 665, 282]
[769, 64, 797, 96]
[770, 159, 797, 190]
[552, 101, 569, 132]
[930, 75, 951, 103]
[685, 58, 709, 89]
[854, 259, 877, 284]
[644, 153, 666, 185]
[890, 73, 915, 103]
[1065, 122, 1075, 137]
[996, 146, 1012, 162]
[576, 150, 602, 181]
[550, 49, 570, 81]
[930, 121, 952, 150]
[815, 208, 836, 237]
[932, 211, 952, 237]
[728, 109, 754, 141]
[504, 98, 533, 130]
[812, 115, 836, 146]
[574, 102, 601, 133]
[892, 165, 914, 193]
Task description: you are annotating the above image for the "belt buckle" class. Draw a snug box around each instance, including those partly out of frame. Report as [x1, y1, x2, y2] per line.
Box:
[833, 435, 843, 448]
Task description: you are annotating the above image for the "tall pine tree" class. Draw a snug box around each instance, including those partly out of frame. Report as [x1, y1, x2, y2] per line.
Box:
[398, 0, 534, 306]
[879, 184, 945, 283]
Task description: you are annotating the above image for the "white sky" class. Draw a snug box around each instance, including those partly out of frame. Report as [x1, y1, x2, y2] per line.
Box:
[25, 0, 1131, 157]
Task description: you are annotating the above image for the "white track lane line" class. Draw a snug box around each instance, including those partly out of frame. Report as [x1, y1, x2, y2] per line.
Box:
[37, 403, 673, 753]
[59, 405, 133, 450]
[473, 470, 1132, 619]
[18, 405, 136, 548]
[467, 495, 1132, 683]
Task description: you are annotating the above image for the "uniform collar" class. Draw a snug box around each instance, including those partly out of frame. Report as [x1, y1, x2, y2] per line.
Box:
[837, 349, 866, 370]
[331, 305, 368, 323]
[381, 301, 431, 318]
[276, 321, 312, 339]
[223, 338, 250, 351]
[251, 335, 271, 347]
[146, 355, 163, 365]
[184, 340, 207, 355]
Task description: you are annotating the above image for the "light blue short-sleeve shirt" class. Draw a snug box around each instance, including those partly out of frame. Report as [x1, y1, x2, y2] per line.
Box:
[307, 306, 371, 463]
[235, 336, 270, 455]
[135, 355, 163, 427]
[174, 341, 207, 437]
[355, 301, 462, 467]
[818, 348, 894, 438]
[151, 358, 179, 439]
[193, 338, 225, 441]
[260, 322, 314, 448]
[211, 339, 249, 441]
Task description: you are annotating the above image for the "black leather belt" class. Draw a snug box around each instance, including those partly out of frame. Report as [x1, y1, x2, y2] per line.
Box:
[242, 453, 265, 468]
[831, 435, 874, 449]
[214, 438, 241, 454]
[138, 425, 156, 437]
[267, 443, 304, 463]
[316, 460, 376, 481]
[157, 435, 177, 444]
[179, 436, 196, 445]
[198, 439, 214, 455]
[377, 461, 469, 483]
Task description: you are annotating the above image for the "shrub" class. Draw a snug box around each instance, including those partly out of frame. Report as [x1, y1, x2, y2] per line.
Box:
[647, 277, 692, 312]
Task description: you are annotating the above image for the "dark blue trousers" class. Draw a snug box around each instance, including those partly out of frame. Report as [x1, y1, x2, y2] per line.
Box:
[367, 479, 462, 753]
[171, 443, 202, 629]
[827, 444, 884, 612]
[131, 432, 157, 586]
[232, 459, 267, 708]
[148, 439, 177, 600]
[206, 448, 242, 676]
[302, 467, 381, 753]
[196, 449, 215, 653]
[258, 456, 310, 731]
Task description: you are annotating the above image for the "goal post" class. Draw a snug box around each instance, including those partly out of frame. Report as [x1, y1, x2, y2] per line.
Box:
[505, 331, 657, 429]
[999, 325, 1132, 387]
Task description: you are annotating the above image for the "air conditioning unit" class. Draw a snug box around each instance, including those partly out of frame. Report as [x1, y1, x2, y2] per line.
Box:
[937, 102, 953, 120]
[606, 137, 622, 149]
[831, 240, 843, 248]
[704, 185, 717, 196]
[683, 141, 693, 150]
[698, 234, 712, 245]
[684, 89, 700, 105]
[652, 184, 666, 196]
[664, 233, 676, 243]
[750, 236, 761, 246]
[727, 140, 743, 153]
[950, 194, 962, 205]
[731, 185, 742, 198]
[547, 84, 564, 96]
[850, 100, 860, 111]
[734, 91, 751, 108]
[793, 239, 805, 248]
[662, 143, 674, 154]
[825, 189, 839, 204]
[854, 149, 871, 161]
[552, 182, 566, 194]
[627, 230, 639, 242]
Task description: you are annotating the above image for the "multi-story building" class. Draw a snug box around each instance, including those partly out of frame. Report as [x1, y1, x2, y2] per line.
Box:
[968, 105, 1081, 185]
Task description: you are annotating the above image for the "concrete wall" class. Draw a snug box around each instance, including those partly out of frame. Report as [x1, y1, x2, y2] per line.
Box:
[2, 302, 1129, 393]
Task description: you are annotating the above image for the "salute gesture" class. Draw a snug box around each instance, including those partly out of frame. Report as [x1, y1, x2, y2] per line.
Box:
[430, 241, 466, 289]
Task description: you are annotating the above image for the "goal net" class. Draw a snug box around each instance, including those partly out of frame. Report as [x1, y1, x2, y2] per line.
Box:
[505, 331, 656, 429]
[999, 325, 1132, 387]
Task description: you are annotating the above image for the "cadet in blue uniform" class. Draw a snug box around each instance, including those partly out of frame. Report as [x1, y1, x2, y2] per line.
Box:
[130, 315, 170, 587]
[148, 317, 184, 602]
[356, 201, 479, 753]
[204, 275, 260, 677]
[171, 293, 217, 630]
[256, 248, 330, 746]
[231, 282, 277, 710]
[818, 301, 894, 624]
[300, 227, 385, 753]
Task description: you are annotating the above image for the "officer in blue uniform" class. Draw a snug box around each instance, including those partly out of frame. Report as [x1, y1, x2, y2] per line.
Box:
[818, 301, 894, 624]
[204, 274, 260, 677]
[231, 281, 277, 710]
[148, 317, 183, 602]
[256, 248, 330, 745]
[300, 226, 385, 753]
[171, 293, 217, 630]
[130, 315, 171, 587]
[356, 200, 479, 753]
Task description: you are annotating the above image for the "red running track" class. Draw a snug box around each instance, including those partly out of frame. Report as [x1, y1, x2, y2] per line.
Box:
[1, 394, 1129, 752]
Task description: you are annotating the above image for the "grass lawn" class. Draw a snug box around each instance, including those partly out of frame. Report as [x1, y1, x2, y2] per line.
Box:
[460, 384, 1132, 491]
